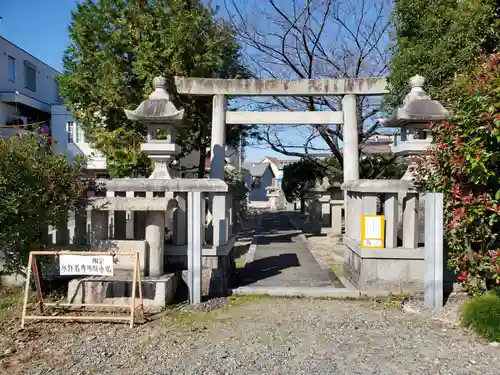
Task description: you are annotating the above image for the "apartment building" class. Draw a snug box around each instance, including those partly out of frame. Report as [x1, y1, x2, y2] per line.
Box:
[0, 36, 62, 136]
[0, 36, 108, 175]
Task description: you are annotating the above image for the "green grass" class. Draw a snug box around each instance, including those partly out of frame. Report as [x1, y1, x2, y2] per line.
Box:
[461, 291, 500, 342]
[330, 264, 341, 274]
[161, 294, 271, 328]
[0, 287, 24, 332]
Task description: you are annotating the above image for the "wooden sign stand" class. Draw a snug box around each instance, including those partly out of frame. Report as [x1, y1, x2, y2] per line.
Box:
[21, 251, 144, 328]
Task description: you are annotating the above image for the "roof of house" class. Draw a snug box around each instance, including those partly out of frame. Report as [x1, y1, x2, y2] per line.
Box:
[261, 156, 280, 165]
[242, 162, 274, 177]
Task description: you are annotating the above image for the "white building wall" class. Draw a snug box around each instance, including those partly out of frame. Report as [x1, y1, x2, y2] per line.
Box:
[51, 105, 244, 175]
[51, 105, 106, 171]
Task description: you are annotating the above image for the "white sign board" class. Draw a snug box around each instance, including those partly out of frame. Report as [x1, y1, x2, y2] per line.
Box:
[59, 254, 114, 276]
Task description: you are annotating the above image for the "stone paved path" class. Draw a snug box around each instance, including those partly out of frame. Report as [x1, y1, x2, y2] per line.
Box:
[238, 212, 344, 288]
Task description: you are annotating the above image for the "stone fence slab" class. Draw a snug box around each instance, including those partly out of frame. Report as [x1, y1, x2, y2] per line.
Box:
[95, 178, 228, 193]
[342, 179, 418, 194]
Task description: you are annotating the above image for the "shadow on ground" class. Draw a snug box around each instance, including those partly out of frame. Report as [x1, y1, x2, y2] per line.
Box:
[237, 253, 301, 287]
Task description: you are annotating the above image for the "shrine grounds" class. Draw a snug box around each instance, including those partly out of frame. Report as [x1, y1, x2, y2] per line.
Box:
[1, 289, 499, 375]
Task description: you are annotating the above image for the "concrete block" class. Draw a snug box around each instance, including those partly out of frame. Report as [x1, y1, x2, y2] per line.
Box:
[67, 272, 178, 310]
[0, 273, 26, 287]
[181, 268, 213, 296]
[342, 236, 425, 293]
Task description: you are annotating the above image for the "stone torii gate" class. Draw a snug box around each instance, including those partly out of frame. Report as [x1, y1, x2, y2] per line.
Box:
[174, 77, 388, 182]
[174, 77, 388, 243]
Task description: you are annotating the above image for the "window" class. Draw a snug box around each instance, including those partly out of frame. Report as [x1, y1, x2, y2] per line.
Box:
[75, 123, 81, 143]
[67, 121, 74, 143]
[67, 121, 85, 144]
[24, 60, 36, 91]
[8, 56, 15, 82]
[251, 176, 262, 189]
[55, 82, 63, 103]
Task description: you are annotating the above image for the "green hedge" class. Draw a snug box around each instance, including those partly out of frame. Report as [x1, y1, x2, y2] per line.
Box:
[461, 291, 500, 342]
[0, 134, 85, 276]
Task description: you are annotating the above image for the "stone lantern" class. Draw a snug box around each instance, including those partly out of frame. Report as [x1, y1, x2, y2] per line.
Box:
[125, 76, 185, 179]
[382, 75, 448, 180]
[124, 76, 187, 246]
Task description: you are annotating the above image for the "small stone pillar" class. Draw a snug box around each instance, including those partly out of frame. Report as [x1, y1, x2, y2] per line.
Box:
[125, 191, 135, 239]
[304, 191, 322, 234]
[74, 207, 87, 245]
[145, 211, 166, 277]
[330, 200, 343, 235]
[319, 192, 331, 227]
[90, 211, 109, 245]
[55, 216, 69, 245]
[212, 192, 227, 247]
[173, 192, 188, 245]
[114, 211, 127, 240]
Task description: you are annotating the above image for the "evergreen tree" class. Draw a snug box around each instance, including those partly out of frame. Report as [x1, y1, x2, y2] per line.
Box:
[59, 0, 250, 177]
[387, 0, 500, 106]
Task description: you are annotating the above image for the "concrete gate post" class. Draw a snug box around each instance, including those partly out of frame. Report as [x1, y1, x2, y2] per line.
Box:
[210, 94, 228, 247]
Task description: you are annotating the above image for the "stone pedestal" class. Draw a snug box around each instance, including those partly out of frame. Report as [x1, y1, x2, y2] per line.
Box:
[67, 273, 178, 311]
[342, 180, 426, 293]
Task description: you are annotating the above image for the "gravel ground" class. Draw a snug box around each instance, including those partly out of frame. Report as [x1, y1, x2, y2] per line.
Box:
[1, 296, 499, 375]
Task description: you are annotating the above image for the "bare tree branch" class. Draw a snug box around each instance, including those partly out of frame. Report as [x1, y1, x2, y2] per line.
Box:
[220, 0, 393, 168]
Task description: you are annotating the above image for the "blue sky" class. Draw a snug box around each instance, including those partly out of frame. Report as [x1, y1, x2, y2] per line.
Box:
[0, 1, 388, 163]
[0, 0, 284, 161]
[0, 0, 74, 72]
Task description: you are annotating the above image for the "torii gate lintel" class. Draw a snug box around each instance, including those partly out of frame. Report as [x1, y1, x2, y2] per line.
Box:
[174, 76, 389, 183]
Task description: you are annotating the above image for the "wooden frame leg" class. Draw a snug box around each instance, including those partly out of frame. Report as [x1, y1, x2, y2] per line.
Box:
[129, 254, 138, 328]
[31, 256, 44, 313]
[21, 253, 34, 329]
[136, 255, 144, 318]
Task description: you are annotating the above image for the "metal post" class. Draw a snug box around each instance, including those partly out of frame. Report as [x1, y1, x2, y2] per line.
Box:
[424, 193, 444, 310]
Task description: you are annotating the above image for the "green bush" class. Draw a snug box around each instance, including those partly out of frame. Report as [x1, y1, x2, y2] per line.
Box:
[0, 133, 86, 276]
[461, 291, 500, 342]
[413, 54, 500, 296]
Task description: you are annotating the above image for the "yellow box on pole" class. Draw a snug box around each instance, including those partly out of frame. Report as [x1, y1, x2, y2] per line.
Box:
[361, 214, 385, 248]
